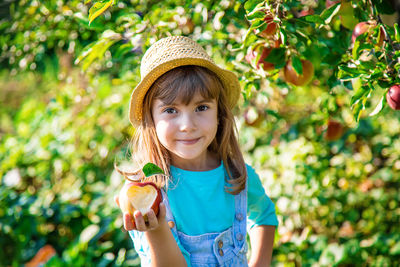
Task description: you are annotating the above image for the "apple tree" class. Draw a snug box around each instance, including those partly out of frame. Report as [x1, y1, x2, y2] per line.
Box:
[1, 0, 400, 265]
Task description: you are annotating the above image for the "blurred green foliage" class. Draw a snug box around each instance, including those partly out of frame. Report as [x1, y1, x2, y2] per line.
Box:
[1, 0, 400, 266]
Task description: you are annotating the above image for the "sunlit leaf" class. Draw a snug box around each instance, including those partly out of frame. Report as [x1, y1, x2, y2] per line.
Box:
[369, 95, 385, 116]
[244, 0, 263, 12]
[88, 0, 114, 25]
[394, 23, 400, 42]
[320, 3, 341, 24]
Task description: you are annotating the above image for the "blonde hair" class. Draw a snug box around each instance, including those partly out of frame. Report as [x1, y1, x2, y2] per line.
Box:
[119, 65, 246, 195]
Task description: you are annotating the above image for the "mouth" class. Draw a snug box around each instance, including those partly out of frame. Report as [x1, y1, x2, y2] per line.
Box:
[177, 138, 201, 145]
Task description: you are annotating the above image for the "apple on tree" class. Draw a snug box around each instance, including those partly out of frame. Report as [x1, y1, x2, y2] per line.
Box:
[386, 85, 400, 110]
[256, 39, 282, 71]
[324, 119, 344, 141]
[351, 21, 377, 44]
[283, 59, 314, 86]
[255, 12, 277, 38]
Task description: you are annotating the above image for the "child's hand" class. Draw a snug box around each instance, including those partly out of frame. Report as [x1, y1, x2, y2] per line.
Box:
[132, 203, 167, 231]
[114, 195, 167, 231]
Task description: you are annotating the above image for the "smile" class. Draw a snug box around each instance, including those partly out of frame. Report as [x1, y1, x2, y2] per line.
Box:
[177, 138, 201, 145]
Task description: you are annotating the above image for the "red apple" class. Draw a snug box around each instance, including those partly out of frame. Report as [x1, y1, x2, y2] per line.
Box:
[256, 47, 274, 71]
[259, 14, 277, 37]
[386, 85, 400, 110]
[283, 59, 314, 86]
[324, 120, 344, 141]
[352, 21, 376, 43]
[119, 181, 162, 223]
[256, 39, 281, 71]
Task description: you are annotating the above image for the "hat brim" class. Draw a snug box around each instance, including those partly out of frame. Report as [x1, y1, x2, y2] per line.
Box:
[129, 57, 241, 126]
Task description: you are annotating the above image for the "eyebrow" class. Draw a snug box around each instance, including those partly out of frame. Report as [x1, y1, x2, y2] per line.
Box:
[156, 99, 214, 109]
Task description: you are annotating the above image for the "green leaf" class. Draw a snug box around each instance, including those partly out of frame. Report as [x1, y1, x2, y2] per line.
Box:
[265, 47, 286, 68]
[369, 95, 384, 116]
[114, 43, 134, 59]
[352, 100, 365, 122]
[394, 23, 400, 42]
[246, 10, 265, 21]
[337, 65, 364, 80]
[351, 85, 370, 106]
[320, 3, 341, 24]
[352, 40, 360, 59]
[291, 55, 303, 75]
[88, 0, 114, 25]
[244, 0, 263, 12]
[249, 18, 266, 31]
[142, 163, 165, 177]
[243, 31, 258, 48]
[377, 80, 391, 88]
[299, 15, 324, 24]
[279, 28, 287, 45]
[75, 33, 120, 70]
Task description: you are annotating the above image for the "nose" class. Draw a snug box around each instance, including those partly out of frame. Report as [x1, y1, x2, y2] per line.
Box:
[179, 112, 196, 132]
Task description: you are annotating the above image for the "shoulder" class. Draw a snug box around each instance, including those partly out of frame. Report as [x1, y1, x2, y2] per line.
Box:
[244, 163, 260, 183]
[244, 163, 266, 195]
[245, 163, 257, 177]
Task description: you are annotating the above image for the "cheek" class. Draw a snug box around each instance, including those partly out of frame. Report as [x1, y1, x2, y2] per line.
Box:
[155, 120, 172, 144]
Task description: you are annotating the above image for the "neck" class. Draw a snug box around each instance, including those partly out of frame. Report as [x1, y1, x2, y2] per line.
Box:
[171, 151, 220, 171]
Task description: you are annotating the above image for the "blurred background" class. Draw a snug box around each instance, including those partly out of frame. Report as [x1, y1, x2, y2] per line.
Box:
[1, 0, 400, 266]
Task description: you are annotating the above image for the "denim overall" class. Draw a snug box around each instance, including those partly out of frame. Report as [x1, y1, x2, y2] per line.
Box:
[162, 185, 249, 267]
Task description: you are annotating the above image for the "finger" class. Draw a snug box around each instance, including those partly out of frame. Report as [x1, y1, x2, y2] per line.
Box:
[158, 202, 166, 219]
[133, 210, 147, 231]
[123, 213, 135, 231]
[146, 209, 158, 229]
[114, 195, 120, 207]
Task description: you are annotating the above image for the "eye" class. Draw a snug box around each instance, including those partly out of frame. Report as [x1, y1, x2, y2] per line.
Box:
[196, 105, 209, 112]
[163, 107, 177, 114]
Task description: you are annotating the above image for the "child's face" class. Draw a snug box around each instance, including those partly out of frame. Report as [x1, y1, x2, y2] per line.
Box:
[151, 92, 218, 169]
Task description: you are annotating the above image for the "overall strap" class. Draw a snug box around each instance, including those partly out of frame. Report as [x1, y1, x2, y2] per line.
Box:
[232, 180, 248, 252]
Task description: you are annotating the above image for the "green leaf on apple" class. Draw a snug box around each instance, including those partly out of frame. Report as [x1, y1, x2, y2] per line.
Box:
[142, 163, 165, 177]
[291, 55, 303, 75]
[265, 47, 286, 68]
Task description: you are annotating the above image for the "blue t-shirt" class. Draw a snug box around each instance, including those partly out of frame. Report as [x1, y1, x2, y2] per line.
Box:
[167, 163, 278, 236]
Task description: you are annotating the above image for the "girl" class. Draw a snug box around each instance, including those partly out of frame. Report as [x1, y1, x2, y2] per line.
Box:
[115, 36, 278, 267]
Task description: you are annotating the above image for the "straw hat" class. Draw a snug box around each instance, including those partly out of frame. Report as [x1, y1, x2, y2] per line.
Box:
[129, 36, 241, 126]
